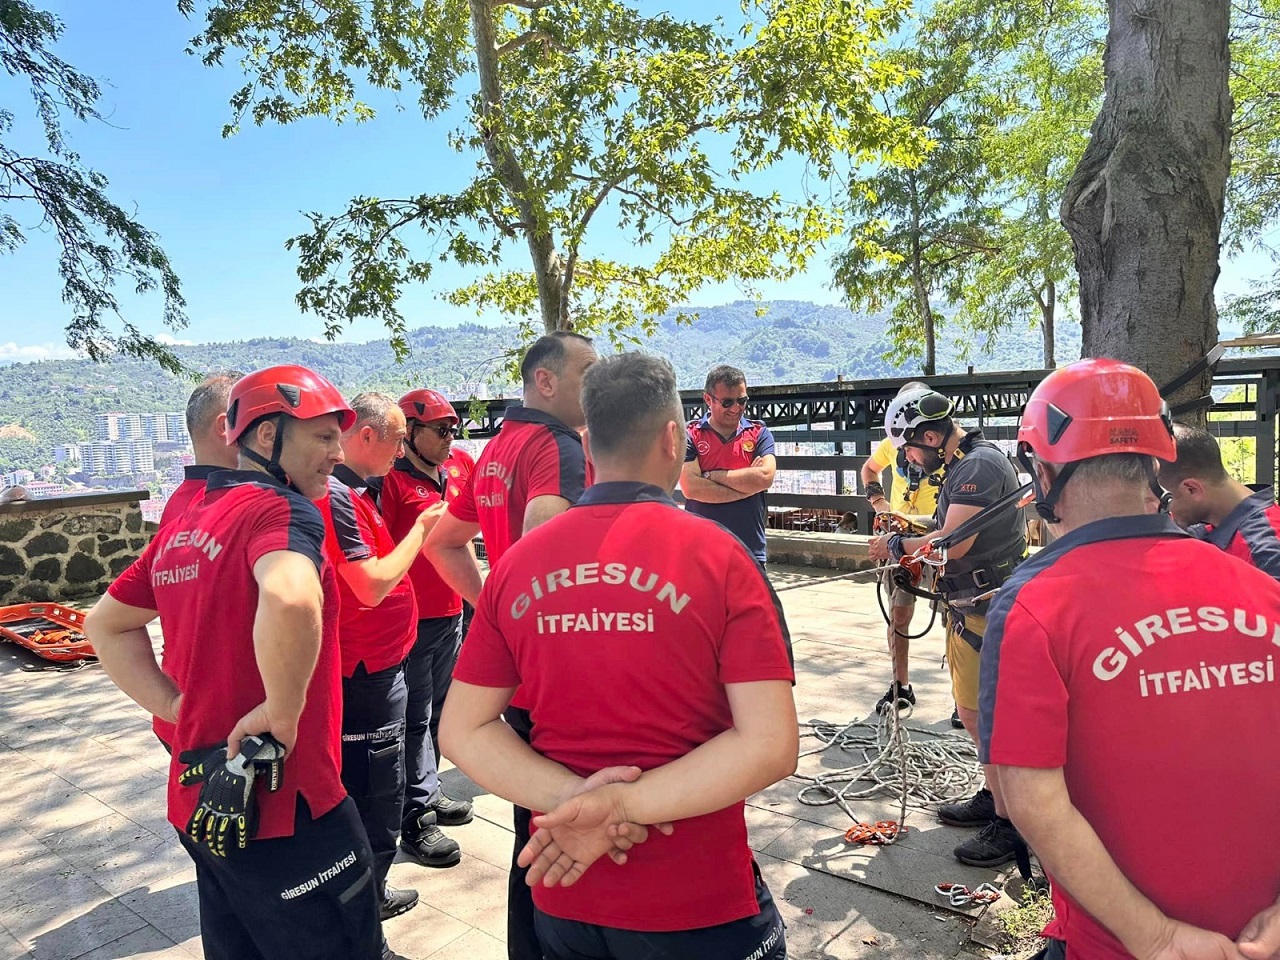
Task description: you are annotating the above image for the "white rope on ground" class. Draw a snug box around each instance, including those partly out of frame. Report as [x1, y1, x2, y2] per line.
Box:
[794, 707, 982, 841]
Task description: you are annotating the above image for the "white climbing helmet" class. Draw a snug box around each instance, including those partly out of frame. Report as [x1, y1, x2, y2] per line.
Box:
[883, 388, 955, 449]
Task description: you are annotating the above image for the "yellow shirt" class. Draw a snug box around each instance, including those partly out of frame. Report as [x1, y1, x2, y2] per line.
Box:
[868, 436, 940, 517]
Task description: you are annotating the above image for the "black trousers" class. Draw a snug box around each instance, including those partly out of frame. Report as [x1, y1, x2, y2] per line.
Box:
[533, 864, 786, 960]
[178, 796, 381, 960]
[341, 660, 408, 898]
[402, 614, 462, 832]
[505, 704, 543, 960]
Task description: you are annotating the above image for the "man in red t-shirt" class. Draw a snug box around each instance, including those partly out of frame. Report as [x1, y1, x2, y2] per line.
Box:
[440, 352, 797, 960]
[982, 359, 1280, 960]
[319, 392, 440, 922]
[1158, 422, 1280, 579]
[380, 388, 476, 866]
[154, 371, 243, 751]
[680, 365, 777, 565]
[425, 331, 597, 960]
[159, 371, 244, 529]
[84, 365, 381, 960]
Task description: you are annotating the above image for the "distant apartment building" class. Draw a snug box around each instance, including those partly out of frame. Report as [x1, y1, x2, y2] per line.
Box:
[1, 469, 35, 490]
[54, 444, 81, 464]
[77, 438, 156, 477]
[94, 411, 188, 445]
[95, 412, 143, 441]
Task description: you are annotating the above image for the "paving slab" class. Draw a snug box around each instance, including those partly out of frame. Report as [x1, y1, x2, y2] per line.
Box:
[0, 563, 1016, 959]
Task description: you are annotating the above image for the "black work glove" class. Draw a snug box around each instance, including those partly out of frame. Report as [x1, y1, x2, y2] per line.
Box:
[178, 734, 287, 857]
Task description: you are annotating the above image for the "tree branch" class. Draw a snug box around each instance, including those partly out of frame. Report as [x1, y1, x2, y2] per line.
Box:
[494, 29, 567, 57]
[494, 0, 552, 9]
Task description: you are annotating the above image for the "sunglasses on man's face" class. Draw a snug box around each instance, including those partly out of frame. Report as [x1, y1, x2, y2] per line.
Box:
[711, 396, 749, 409]
[424, 424, 458, 439]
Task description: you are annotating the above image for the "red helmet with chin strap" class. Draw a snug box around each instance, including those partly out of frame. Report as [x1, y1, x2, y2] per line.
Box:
[224, 365, 355, 445]
[1018, 358, 1174, 462]
[398, 389, 458, 425]
[1018, 358, 1175, 522]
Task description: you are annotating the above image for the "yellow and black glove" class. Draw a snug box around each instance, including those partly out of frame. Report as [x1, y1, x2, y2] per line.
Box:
[178, 734, 286, 857]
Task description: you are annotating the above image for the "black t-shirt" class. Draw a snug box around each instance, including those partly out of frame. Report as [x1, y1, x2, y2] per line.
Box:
[934, 431, 1026, 580]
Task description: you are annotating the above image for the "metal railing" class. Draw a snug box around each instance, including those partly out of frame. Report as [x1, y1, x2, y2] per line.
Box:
[457, 356, 1280, 530]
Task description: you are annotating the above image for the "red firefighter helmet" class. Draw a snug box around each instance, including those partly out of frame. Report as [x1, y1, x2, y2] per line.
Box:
[398, 389, 458, 425]
[1018, 358, 1174, 522]
[224, 365, 355, 445]
[1018, 358, 1174, 463]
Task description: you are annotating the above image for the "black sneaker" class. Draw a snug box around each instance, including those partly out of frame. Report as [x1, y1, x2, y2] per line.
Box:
[430, 794, 474, 826]
[401, 810, 461, 868]
[937, 787, 996, 827]
[951, 707, 965, 729]
[380, 886, 418, 921]
[954, 817, 1022, 867]
[875, 682, 915, 715]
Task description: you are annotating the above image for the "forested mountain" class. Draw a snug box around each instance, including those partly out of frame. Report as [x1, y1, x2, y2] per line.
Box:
[0, 302, 1079, 471]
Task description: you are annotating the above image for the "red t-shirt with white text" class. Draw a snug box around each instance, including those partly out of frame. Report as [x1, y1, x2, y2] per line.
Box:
[318, 469, 418, 677]
[380, 450, 474, 620]
[109, 471, 346, 839]
[448, 406, 590, 571]
[454, 482, 794, 932]
[980, 514, 1280, 957]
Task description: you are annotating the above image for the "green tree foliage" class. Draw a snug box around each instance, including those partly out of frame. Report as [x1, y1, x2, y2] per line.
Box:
[1221, 0, 1280, 334]
[948, 0, 1103, 369]
[0, 1, 187, 369]
[179, 0, 925, 356]
[834, 0, 1102, 375]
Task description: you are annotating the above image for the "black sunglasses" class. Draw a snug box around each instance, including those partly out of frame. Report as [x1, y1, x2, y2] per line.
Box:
[420, 424, 458, 439]
[711, 396, 749, 409]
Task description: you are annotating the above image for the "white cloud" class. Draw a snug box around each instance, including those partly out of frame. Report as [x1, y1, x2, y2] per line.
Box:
[155, 333, 195, 346]
[0, 342, 79, 365]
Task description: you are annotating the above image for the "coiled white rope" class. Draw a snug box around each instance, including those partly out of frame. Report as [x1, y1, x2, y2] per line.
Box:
[794, 707, 982, 840]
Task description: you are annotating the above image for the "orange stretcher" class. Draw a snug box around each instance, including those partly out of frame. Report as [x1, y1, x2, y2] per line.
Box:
[0, 603, 96, 663]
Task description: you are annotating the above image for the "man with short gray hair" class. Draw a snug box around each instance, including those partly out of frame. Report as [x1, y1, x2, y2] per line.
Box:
[319, 392, 443, 930]
[159, 371, 244, 528]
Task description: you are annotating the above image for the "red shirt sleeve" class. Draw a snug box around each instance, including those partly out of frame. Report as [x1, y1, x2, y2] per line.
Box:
[984, 603, 1069, 768]
[452, 580, 520, 688]
[321, 485, 376, 565]
[717, 547, 795, 684]
[107, 537, 160, 611]
[246, 493, 326, 572]
[449, 470, 479, 524]
[526, 430, 587, 503]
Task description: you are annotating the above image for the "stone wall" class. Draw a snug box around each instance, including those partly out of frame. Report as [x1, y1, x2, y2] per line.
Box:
[0, 491, 151, 606]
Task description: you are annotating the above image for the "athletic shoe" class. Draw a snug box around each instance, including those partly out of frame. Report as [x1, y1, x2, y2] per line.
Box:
[951, 707, 965, 729]
[382, 936, 397, 960]
[380, 886, 418, 921]
[401, 810, 462, 868]
[430, 793, 475, 826]
[875, 682, 916, 715]
[954, 817, 1022, 867]
[937, 787, 996, 827]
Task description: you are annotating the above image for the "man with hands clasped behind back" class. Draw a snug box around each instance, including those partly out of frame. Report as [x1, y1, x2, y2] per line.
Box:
[440, 352, 797, 960]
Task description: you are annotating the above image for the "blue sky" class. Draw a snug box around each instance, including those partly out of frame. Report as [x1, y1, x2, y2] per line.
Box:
[0, 3, 1271, 362]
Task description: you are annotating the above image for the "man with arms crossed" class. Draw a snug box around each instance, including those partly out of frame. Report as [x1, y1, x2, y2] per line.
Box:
[441, 352, 796, 960]
[680, 365, 777, 566]
[984, 359, 1280, 960]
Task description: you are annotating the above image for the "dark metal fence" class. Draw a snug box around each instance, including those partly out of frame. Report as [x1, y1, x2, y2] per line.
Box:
[458, 356, 1280, 531]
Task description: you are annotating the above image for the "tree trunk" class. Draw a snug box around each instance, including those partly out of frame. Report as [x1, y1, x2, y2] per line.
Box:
[468, 0, 569, 334]
[1060, 0, 1231, 415]
[1041, 276, 1056, 369]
